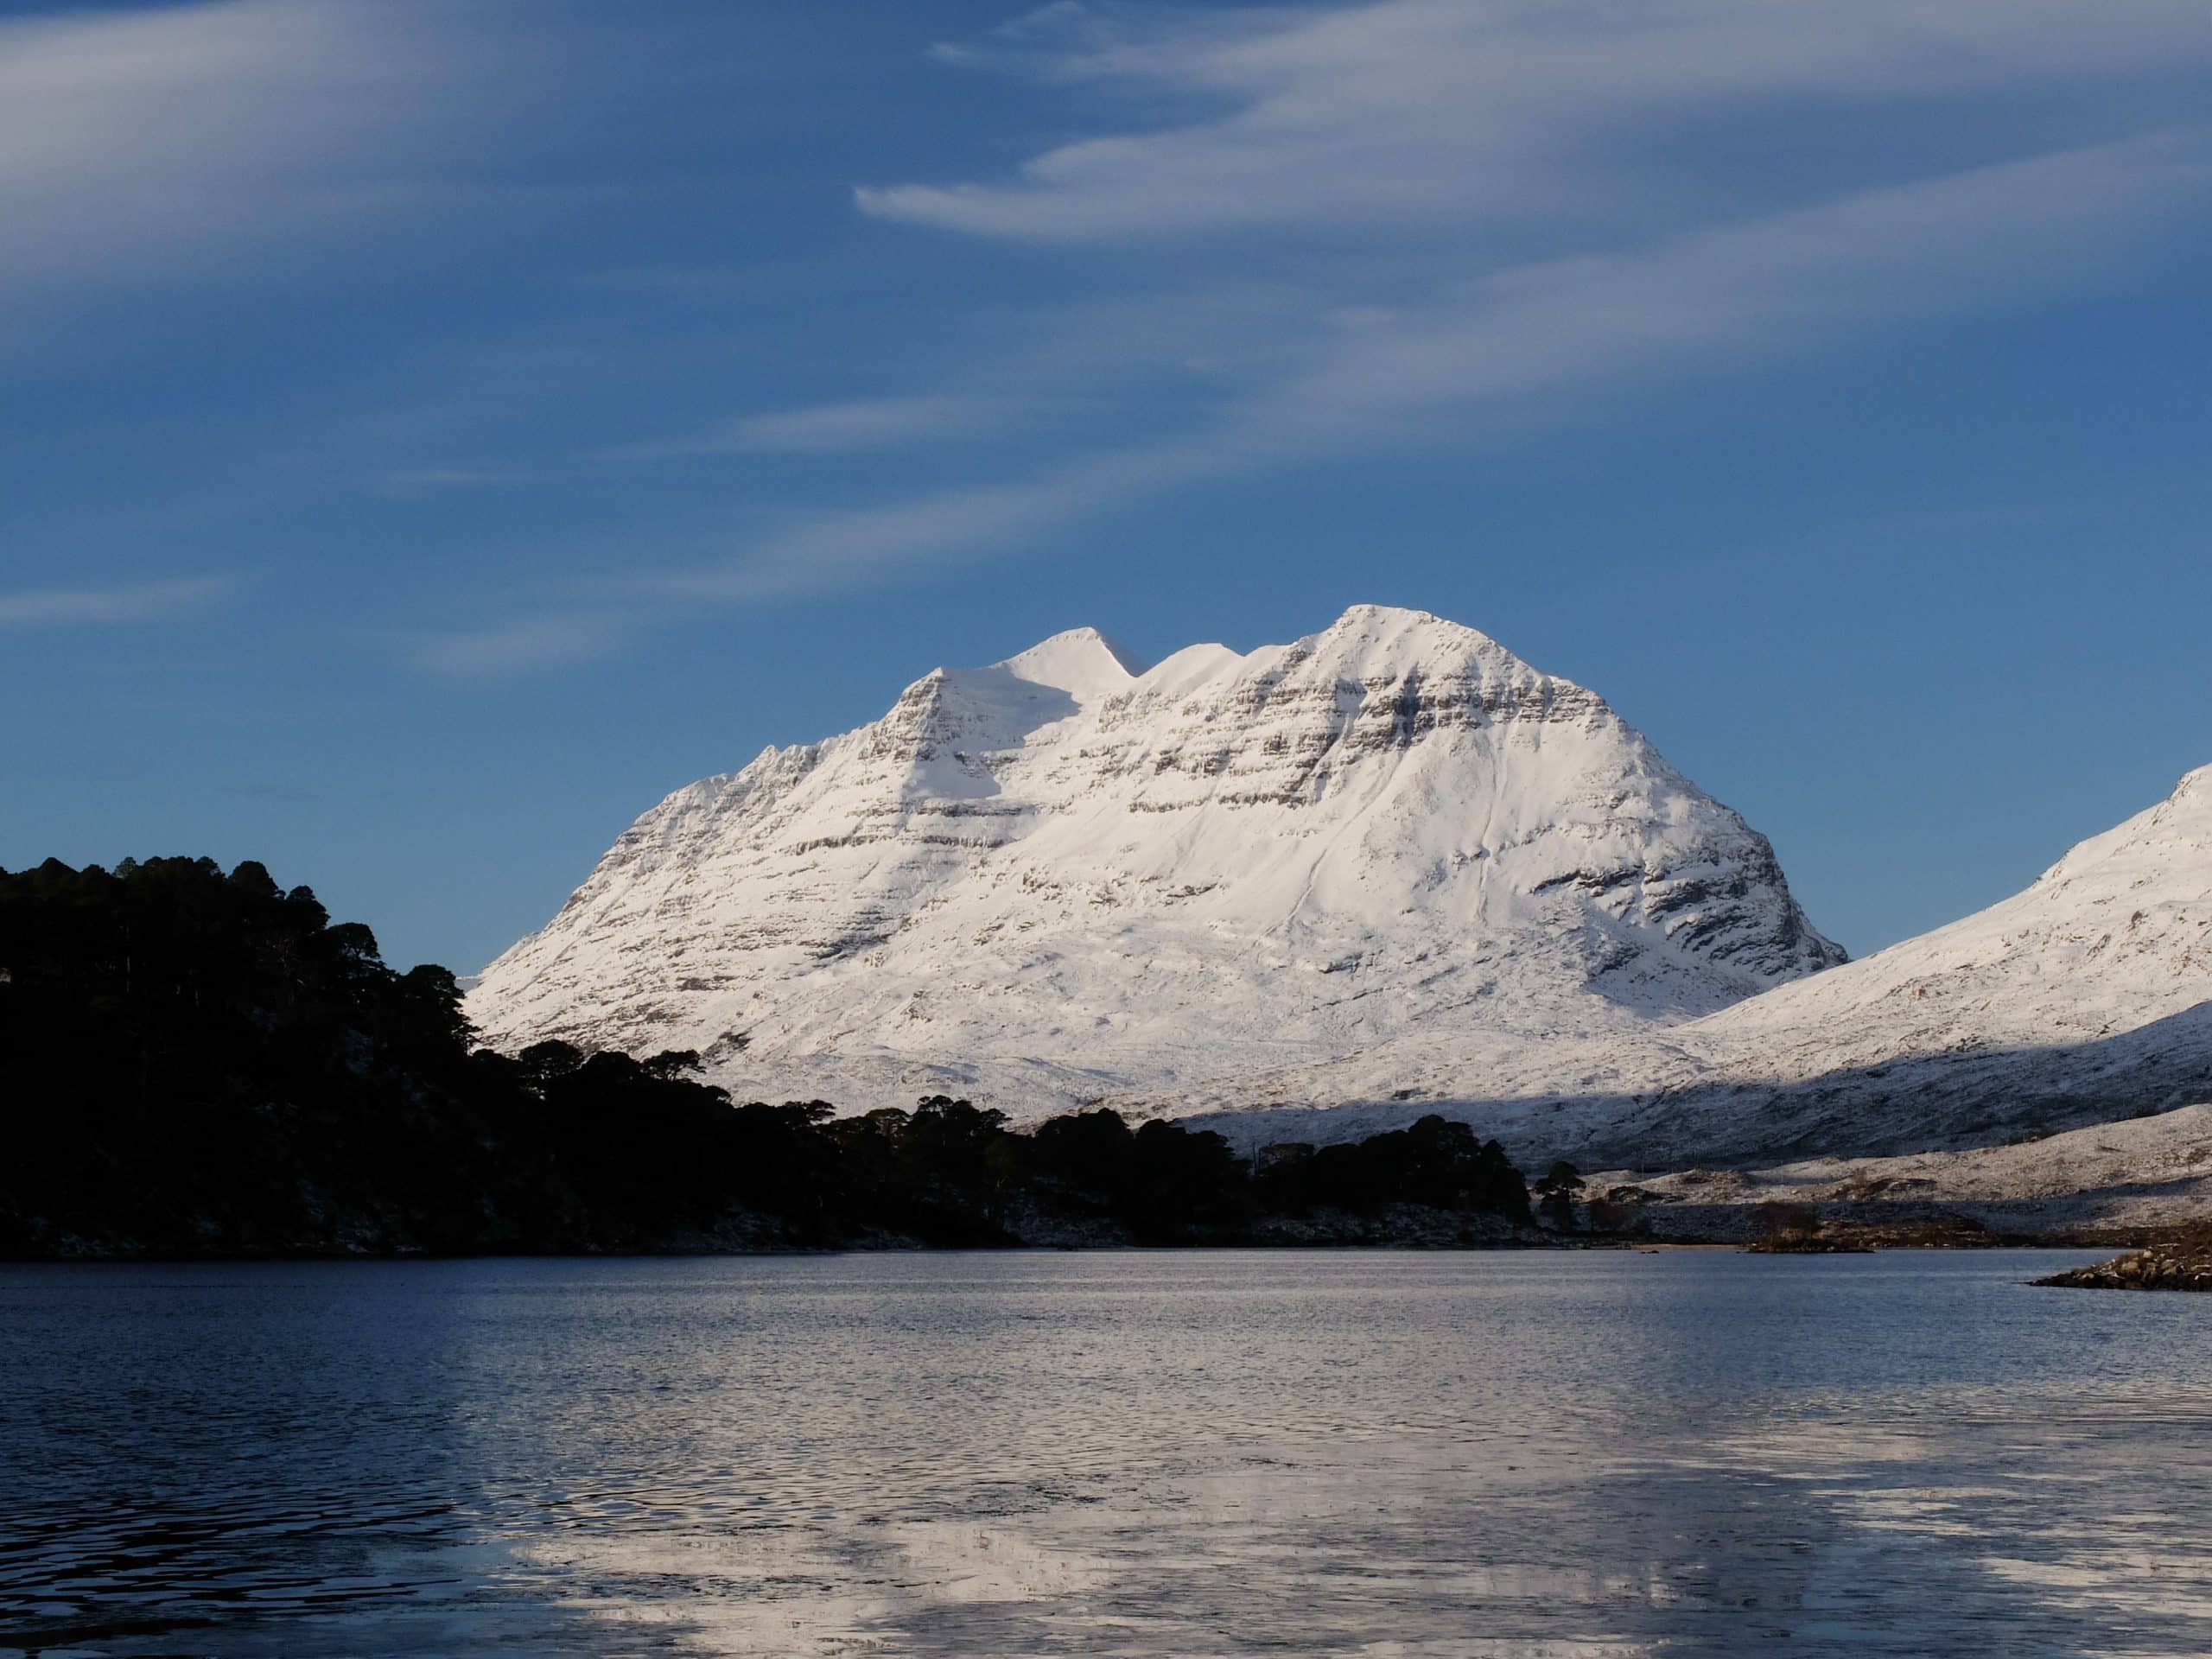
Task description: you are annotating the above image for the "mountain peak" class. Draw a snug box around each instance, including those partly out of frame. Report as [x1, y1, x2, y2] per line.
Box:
[2031, 757, 2212, 890]
[2145, 761, 2212, 840]
[1291, 603, 1558, 694]
[2112, 758, 2212, 856]
[991, 626, 1144, 702]
[1330, 602, 1449, 628]
[1322, 603, 1482, 647]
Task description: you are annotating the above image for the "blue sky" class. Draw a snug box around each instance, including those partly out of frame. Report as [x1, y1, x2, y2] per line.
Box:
[6, 0, 2210, 975]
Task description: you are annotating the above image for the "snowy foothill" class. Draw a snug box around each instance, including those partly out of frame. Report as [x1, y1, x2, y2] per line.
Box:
[1174, 761, 2212, 1143]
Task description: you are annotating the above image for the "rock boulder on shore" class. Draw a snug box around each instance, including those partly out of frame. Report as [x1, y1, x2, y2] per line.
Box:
[2036, 1235, 2212, 1290]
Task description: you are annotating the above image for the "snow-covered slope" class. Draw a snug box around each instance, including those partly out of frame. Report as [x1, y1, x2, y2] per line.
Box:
[1179, 765, 2212, 1172]
[1618, 761, 2212, 1163]
[471, 605, 1840, 1110]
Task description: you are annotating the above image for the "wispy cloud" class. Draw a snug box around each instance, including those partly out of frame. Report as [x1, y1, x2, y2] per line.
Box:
[1239, 132, 2212, 445]
[663, 130, 2212, 603]
[378, 467, 535, 500]
[410, 612, 628, 677]
[0, 0, 532, 346]
[861, 0, 2212, 244]
[603, 395, 1026, 461]
[434, 0, 2212, 651]
[658, 444, 1216, 601]
[0, 575, 233, 628]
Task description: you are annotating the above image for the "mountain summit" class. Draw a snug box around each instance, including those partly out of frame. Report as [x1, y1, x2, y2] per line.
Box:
[470, 605, 1842, 1111]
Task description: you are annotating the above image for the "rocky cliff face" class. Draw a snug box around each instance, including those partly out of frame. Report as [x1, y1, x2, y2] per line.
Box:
[470, 605, 1840, 1114]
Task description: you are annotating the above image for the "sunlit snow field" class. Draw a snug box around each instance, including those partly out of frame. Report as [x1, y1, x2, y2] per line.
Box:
[4, 1252, 2209, 1656]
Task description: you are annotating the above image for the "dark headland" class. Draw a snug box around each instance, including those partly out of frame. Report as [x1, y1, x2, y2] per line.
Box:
[1, 856, 1542, 1259]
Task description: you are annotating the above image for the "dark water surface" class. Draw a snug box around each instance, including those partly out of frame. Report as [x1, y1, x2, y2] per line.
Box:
[3, 1251, 2208, 1656]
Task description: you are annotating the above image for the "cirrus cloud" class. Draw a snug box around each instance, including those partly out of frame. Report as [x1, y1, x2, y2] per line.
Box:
[0, 575, 234, 628]
[602, 395, 1030, 461]
[439, 0, 2212, 658]
[861, 0, 2212, 245]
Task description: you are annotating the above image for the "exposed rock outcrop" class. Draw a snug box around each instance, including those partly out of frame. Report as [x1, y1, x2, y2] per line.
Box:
[2037, 1234, 2212, 1290]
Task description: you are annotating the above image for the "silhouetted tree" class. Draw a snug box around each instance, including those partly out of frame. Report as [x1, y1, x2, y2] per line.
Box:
[1532, 1161, 1585, 1230]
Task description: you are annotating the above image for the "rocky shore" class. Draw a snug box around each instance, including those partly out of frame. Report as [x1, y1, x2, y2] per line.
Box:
[2036, 1233, 2212, 1290]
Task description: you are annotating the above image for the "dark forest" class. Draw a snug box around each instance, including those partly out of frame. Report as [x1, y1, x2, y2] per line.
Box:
[0, 857, 1535, 1257]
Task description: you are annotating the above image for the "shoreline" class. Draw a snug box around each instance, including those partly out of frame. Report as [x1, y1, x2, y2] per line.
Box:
[0, 1237, 2124, 1266]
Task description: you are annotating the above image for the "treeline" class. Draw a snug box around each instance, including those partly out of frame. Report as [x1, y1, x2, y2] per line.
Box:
[0, 857, 1535, 1257]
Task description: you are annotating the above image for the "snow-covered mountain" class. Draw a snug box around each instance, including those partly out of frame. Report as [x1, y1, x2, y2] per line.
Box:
[1178, 764, 2212, 1174]
[1615, 760, 2212, 1164]
[470, 605, 1841, 1109]
[1700, 763, 2211, 1064]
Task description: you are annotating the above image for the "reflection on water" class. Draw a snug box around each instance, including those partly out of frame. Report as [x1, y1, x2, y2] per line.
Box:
[3, 1251, 2209, 1656]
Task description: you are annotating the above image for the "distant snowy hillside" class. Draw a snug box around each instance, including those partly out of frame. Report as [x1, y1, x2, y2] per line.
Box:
[1178, 766, 2212, 1174]
[1618, 760, 2212, 1164]
[470, 605, 1840, 1111]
